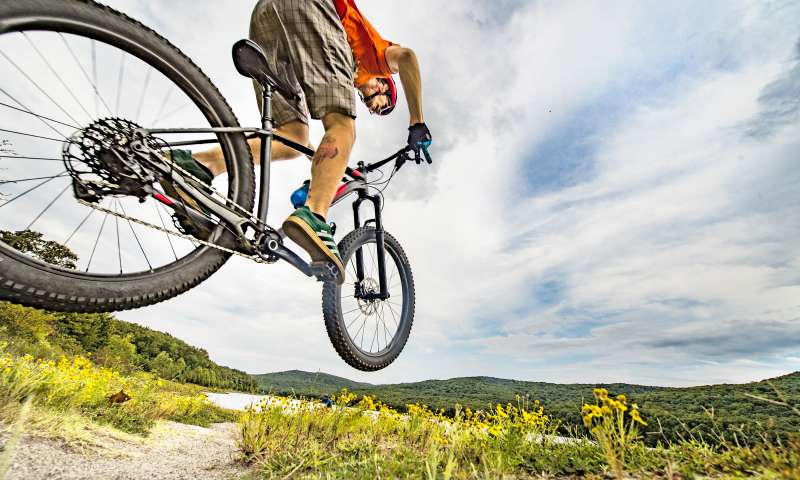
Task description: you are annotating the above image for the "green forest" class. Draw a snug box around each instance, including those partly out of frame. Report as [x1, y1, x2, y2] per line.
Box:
[0, 301, 257, 392]
[255, 369, 800, 446]
[0, 229, 258, 392]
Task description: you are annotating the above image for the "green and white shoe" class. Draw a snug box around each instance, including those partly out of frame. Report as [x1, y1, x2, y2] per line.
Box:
[282, 206, 344, 284]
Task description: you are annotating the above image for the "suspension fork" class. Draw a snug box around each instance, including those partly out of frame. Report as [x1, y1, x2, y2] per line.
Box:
[352, 190, 389, 299]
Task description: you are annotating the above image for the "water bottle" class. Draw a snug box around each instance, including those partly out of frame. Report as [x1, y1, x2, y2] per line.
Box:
[290, 180, 310, 208]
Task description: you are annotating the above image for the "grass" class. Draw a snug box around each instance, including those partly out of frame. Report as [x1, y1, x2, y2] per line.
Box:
[237, 389, 800, 479]
[1, 343, 797, 478]
[0, 346, 236, 438]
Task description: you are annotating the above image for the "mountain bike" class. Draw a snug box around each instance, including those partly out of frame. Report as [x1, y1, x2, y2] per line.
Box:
[0, 0, 424, 371]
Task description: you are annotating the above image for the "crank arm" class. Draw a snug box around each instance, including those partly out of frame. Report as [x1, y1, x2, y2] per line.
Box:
[264, 241, 338, 282]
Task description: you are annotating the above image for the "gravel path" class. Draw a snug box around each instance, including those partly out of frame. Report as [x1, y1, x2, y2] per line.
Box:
[1, 422, 251, 480]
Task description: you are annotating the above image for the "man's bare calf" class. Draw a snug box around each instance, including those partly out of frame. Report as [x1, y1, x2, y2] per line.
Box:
[190, 120, 311, 177]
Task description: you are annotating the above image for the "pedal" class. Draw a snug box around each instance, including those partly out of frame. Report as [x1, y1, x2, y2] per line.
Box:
[310, 261, 339, 283]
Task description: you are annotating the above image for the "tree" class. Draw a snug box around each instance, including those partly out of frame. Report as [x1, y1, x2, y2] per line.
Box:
[0, 230, 78, 269]
[94, 333, 139, 373]
[151, 351, 178, 380]
[0, 301, 56, 345]
[55, 312, 114, 351]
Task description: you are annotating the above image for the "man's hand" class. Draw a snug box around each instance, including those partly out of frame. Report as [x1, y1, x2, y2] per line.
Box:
[406, 123, 432, 164]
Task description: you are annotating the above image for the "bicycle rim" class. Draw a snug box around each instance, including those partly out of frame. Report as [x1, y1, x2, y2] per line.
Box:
[0, 3, 250, 279]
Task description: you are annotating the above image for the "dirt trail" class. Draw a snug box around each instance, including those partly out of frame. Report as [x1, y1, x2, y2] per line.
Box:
[1, 422, 250, 480]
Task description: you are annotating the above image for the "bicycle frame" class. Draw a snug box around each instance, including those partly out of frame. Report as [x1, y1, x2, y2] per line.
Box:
[136, 85, 394, 297]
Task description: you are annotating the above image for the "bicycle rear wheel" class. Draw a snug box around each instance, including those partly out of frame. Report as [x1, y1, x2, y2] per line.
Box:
[322, 227, 415, 371]
[0, 0, 255, 312]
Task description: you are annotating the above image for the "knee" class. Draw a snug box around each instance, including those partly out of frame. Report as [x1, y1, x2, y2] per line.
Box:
[278, 121, 310, 148]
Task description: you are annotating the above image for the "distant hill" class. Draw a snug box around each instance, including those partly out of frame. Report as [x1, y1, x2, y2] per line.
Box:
[254, 370, 372, 396]
[253, 369, 800, 445]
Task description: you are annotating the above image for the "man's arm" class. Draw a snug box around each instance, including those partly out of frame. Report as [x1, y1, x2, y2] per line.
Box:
[385, 45, 423, 125]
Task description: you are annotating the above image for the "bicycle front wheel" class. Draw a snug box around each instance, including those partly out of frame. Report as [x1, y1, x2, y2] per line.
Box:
[0, 0, 255, 312]
[322, 227, 415, 371]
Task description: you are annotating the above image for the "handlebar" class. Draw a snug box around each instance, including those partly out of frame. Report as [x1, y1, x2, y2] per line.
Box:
[348, 145, 429, 180]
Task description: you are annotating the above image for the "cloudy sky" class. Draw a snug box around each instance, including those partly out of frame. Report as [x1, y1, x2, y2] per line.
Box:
[4, 0, 799, 387]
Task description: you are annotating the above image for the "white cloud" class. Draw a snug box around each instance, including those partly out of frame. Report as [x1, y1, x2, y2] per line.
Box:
[2, 0, 798, 387]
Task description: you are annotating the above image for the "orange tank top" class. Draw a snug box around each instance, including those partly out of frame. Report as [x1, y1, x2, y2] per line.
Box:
[333, 0, 394, 86]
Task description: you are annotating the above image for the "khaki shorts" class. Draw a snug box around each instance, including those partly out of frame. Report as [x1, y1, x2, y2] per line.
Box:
[249, 0, 357, 126]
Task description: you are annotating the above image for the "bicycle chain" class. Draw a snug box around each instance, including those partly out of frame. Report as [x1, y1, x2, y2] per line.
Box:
[157, 147, 258, 221]
[75, 198, 269, 264]
[70, 142, 273, 263]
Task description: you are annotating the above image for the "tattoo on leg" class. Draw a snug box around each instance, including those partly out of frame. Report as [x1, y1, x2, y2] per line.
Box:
[313, 136, 339, 164]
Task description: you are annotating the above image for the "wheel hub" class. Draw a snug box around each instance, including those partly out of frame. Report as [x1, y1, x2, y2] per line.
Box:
[357, 277, 381, 315]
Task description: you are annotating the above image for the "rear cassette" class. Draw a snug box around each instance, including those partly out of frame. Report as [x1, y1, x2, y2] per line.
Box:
[62, 117, 164, 202]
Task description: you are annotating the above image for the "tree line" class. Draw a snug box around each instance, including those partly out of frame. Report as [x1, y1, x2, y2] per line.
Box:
[0, 301, 257, 392]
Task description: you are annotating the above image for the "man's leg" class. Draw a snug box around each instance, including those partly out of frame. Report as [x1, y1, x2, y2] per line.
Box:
[306, 112, 355, 219]
[190, 120, 310, 177]
[280, 112, 354, 284]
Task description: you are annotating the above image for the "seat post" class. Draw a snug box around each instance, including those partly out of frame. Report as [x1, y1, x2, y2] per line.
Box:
[256, 85, 274, 226]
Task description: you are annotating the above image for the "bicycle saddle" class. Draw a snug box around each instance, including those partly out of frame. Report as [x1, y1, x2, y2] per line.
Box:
[232, 39, 299, 101]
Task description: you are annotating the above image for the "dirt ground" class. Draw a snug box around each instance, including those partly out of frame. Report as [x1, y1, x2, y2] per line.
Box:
[1, 421, 252, 480]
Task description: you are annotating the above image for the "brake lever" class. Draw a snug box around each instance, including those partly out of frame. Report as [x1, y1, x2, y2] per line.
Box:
[394, 147, 410, 171]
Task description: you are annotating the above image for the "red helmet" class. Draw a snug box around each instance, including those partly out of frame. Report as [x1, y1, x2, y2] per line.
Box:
[360, 77, 397, 116]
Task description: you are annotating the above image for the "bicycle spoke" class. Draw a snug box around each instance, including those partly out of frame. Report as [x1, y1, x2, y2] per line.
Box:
[154, 202, 178, 261]
[22, 32, 93, 122]
[25, 182, 70, 230]
[383, 303, 393, 347]
[386, 301, 399, 329]
[0, 87, 80, 133]
[115, 51, 125, 115]
[388, 258, 397, 287]
[381, 302, 391, 349]
[154, 103, 191, 126]
[64, 208, 95, 245]
[58, 33, 112, 116]
[341, 306, 361, 317]
[353, 315, 368, 350]
[346, 312, 363, 330]
[134, 67, 152, 122]
[150, 85, 174, 126]
[370, 313, 379, 352]
[0, 48, 81, 127]
[118, 201, 152, 270]
[0, 127, 65, 143]
[379, 303, 387, 349]
[348, 260, 358, 282]
[157, 202, 200, 249]
[114, 199, 122, 273]
[365, 244, 376, 279]
[0, 173, 71, 185]
[0, 27, 241, 278]
[0, 171, 66, 208]
[85, 212, 109, 272]
[0, 155, 63, 162]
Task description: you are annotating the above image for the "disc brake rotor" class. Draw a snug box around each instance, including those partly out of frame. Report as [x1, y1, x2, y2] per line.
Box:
[357, 277, 381, 315]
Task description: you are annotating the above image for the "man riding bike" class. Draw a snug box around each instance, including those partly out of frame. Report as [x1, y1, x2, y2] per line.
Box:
[163, 0, 432, 285]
